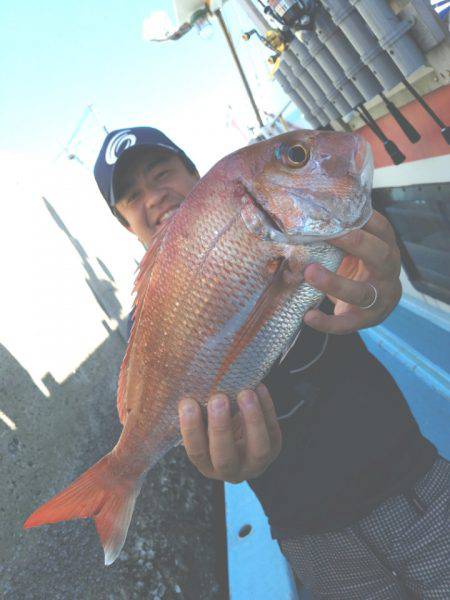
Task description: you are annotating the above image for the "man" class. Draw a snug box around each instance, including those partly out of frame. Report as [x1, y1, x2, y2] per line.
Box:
[94, 127, 450, 598]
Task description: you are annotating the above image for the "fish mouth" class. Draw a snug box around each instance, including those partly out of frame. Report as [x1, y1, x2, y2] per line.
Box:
[242, 137, 373, 244]
[322, 204, 373, 240]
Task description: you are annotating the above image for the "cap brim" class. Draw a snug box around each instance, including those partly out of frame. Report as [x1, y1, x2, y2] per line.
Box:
[110, 143, 181, 206]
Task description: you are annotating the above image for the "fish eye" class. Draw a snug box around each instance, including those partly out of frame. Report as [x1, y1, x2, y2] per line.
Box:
[286, 144, 309, 167]
[275, 143, 310, 168]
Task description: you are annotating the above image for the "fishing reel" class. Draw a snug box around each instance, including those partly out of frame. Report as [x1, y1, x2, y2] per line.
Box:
[242, 26, 294, 65]
[263, 0, 318, 32]
[245, 0, 317, 67]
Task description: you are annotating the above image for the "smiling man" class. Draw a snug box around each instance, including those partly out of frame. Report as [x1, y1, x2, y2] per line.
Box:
[94, 127, 450, 598]
[110, 143, 199, 245]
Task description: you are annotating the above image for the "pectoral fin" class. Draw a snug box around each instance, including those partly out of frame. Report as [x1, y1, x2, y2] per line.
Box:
[212, 256, 300, 390]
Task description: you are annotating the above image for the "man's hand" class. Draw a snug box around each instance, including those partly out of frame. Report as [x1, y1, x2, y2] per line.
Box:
[303, 211, 402, 334]
[178, 384, 282, 484]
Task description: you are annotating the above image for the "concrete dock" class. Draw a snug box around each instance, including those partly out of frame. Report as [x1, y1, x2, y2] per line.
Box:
[0, 155, 222, 599]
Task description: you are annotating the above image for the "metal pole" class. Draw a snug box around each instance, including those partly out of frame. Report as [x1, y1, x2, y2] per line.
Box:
[88, 104, 109, 134]
[215, 8, 264, 128]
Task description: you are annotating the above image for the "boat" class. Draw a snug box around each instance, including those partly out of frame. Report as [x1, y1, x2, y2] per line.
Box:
[221, 1, 450, 597]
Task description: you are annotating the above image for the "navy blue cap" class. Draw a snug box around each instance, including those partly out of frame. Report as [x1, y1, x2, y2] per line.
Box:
[93, 127, 197, 209]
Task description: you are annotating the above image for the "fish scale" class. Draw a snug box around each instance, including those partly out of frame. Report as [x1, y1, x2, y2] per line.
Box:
[24, 129, 373, 565]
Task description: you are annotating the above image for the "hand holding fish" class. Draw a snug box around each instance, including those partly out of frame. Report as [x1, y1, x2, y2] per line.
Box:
[178, 384, 282, 484]
[302, 211, 402, 334]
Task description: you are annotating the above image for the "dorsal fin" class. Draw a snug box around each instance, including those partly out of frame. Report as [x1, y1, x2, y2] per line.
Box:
[116, 222, 171, 425]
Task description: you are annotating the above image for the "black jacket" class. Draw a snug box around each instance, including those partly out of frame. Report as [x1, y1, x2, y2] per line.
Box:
[248, 305, 437, 539]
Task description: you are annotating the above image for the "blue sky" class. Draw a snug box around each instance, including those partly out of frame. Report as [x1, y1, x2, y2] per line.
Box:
[1, 0, 305, 173]
[0, 0, 307, 398]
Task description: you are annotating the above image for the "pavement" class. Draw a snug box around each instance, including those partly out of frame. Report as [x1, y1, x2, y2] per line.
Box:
[0, 154, 222, 599]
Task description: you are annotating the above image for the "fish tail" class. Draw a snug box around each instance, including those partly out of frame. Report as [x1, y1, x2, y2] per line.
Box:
[23, 453, 142, 565]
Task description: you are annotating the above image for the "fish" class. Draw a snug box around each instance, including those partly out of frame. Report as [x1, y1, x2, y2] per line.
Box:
[24, 129, 373, 565]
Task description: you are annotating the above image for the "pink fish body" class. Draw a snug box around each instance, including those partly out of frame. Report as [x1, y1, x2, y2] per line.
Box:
[24, 130, 373, 564]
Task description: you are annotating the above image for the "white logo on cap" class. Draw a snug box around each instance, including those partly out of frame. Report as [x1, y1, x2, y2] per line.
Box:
[105, 130, 137, 165]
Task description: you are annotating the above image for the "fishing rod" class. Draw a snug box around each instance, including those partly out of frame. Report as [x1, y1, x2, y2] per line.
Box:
[256, 0, 317, 31]
[54, 106, 92, 162]
[379, 92, 421, 144]
[87, 104, 109, 135]
[245, 2, 421, 155]
[244, 0, 420, 164]
[357, 104, 405, 165]
[400, 77, 450, 145]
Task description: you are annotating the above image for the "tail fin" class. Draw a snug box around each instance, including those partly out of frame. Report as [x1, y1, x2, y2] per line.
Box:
[23, 453, 142, 565]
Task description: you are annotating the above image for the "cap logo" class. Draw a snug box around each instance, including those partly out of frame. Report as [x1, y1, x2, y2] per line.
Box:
[105, 130, 137, 165]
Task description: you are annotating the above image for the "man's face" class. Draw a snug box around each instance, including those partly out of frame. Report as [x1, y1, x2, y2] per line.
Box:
[114, 150, 199, 246]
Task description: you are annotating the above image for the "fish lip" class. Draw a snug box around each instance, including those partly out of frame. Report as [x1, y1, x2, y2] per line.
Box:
[289, 205, 373, 244]
[323, 205, 373, 241]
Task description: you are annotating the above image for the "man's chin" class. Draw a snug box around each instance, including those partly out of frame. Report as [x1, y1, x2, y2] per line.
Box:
[140, 225, 165, 247]
[139, 208, 180, 246]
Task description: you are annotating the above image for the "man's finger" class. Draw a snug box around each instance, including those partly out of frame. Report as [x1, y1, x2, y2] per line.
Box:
[179, 398, 213, 476]
[237, 390, 271, 475]
[303, 309, 374, 334]
[255, 384, 282, 455]
[363, 210, 396, 246]
[283, 255, 304, 285]
[329, 229, 395, 278]
[207, 394, 240, 479]
[304, 264, 377, 308]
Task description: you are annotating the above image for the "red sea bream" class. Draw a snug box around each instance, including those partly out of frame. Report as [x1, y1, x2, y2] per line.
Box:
[24, 130, 373, 564]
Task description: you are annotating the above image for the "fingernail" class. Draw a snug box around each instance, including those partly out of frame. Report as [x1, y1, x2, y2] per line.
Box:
[180, 399, 196, 417]
[256, 384, 267, 397]
[239, 390, 255, 409]
[211, 395, 226, 414]
[304, 311, 318, 324]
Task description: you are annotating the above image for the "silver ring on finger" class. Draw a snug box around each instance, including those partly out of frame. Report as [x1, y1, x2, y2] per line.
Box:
[359, 283, 378, 310]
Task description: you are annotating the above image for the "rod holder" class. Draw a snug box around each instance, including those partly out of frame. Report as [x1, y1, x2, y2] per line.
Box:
[274, 70, 321, 128]
[348, 0, 425, 77]
[280, 62, 329, 126]
[301, 30, 363, 107]
[314, 9, 381, 100]
[321, 0, 403, 91]
[283, 50, 340, 121]
[289, 38, 352, 116]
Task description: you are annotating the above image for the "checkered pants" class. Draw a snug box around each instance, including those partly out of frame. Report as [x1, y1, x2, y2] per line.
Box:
[280, 457, 450, 599]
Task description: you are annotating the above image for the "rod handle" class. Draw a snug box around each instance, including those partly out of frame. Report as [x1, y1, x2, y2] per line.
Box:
[441, 127, 450, 146]
[384, 98, 421, 144]
[383, 140, 405, 165]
